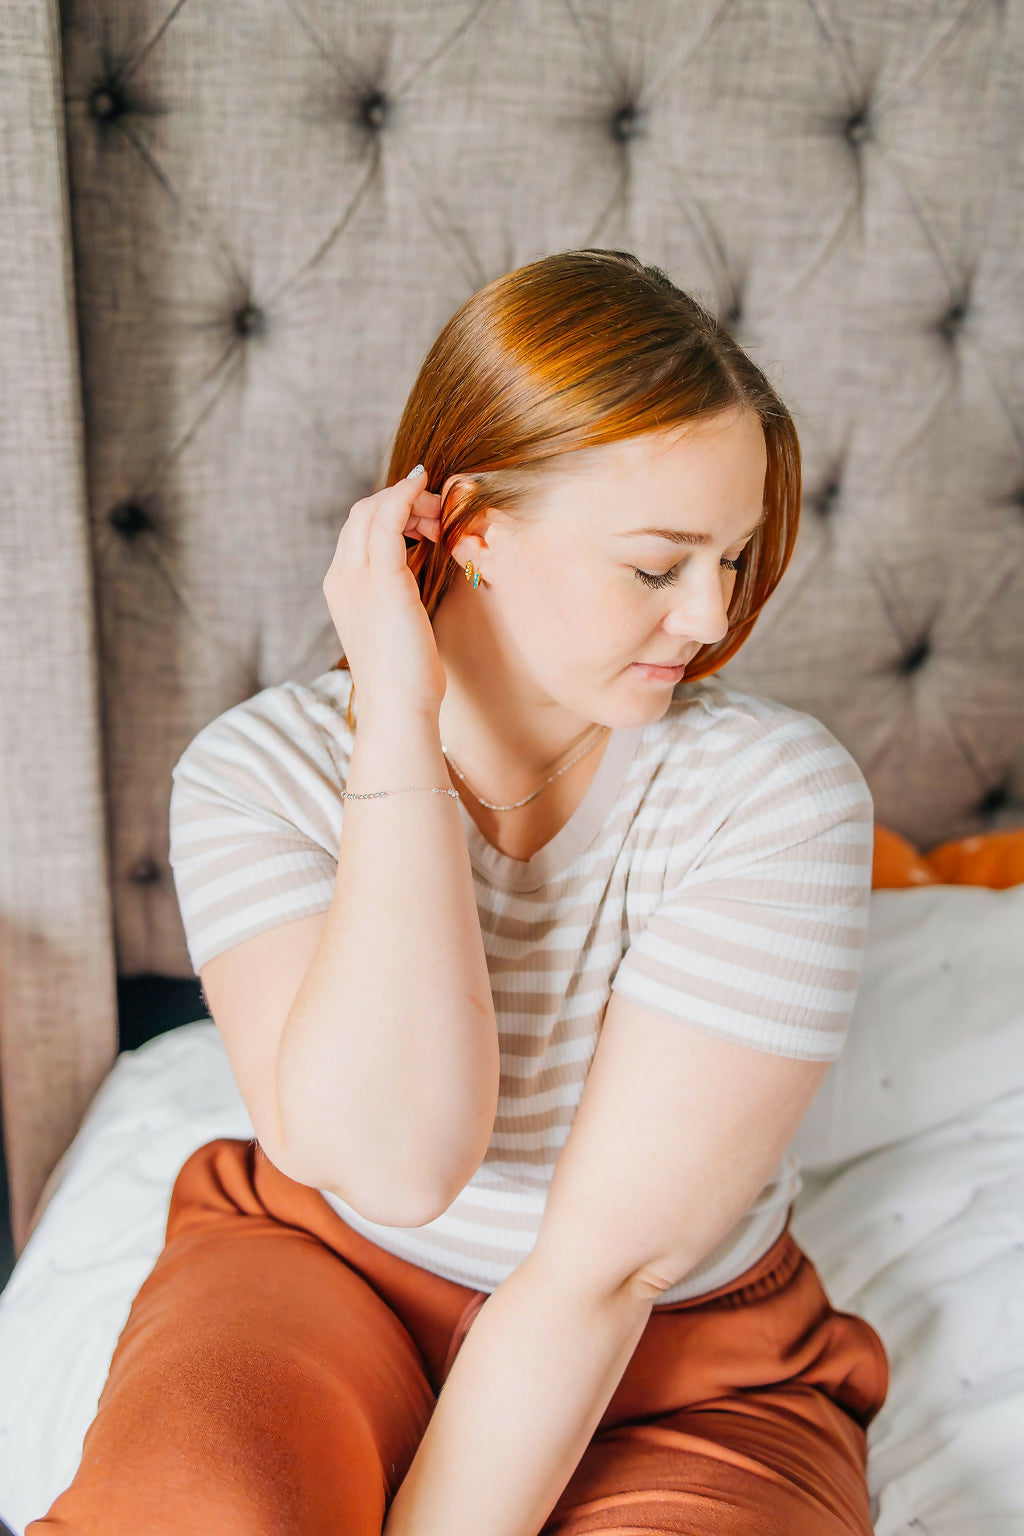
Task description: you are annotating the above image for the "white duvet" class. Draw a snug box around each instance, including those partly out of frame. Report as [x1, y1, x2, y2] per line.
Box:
[1, 883, 1022, 1534]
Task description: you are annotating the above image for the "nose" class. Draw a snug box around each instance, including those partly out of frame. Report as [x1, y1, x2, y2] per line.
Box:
[662, 565, 732, 648]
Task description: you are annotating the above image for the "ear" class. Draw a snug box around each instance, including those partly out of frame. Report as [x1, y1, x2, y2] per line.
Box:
[440, 473, 492, 576]
[439, 471, 478, 511]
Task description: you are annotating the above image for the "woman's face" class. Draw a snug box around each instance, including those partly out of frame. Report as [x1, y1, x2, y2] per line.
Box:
[439, 406, 768, 730]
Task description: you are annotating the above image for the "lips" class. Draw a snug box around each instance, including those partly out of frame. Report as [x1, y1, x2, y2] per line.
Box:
[632, 659, 689, 681]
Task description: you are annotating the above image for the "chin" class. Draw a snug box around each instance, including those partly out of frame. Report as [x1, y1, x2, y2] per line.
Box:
[606, 685, 673, 728]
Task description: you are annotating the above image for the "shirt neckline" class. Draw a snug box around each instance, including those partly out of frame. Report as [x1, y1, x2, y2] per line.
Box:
[314, 667, 646, 893]
[456, 722, 645, 892]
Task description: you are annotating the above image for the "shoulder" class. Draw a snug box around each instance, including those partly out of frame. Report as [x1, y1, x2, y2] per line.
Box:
[170, 667, 355, 810]
[167, 671, 352, 973]
[646, 675, 873, 827]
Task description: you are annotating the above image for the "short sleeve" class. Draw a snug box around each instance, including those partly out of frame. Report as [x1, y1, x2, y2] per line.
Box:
[610, 715, 875, 1061]
[168, 684, 343, 974]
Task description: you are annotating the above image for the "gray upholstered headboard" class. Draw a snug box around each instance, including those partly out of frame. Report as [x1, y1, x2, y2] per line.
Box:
[2, 0, 1022, 1254]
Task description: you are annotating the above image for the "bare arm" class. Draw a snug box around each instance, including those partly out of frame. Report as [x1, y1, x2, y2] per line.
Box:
[274, 706, 500, 1226]
[382, 1255, 654, 1536]
[380, 775, 870, 1536]
[380, 1002, 835, 1536]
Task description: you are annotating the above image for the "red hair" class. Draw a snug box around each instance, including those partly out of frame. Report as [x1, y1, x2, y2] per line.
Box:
[332, 248, 801, 729]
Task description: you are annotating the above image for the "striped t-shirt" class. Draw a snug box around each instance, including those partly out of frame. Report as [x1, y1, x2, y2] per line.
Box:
[168, 665, 874, 1304]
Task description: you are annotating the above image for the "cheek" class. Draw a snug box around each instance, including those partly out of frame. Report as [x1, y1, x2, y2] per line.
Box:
[517, 550, 643, 659]
[563, 570, 642, 654]
[506, 542, 561, 615]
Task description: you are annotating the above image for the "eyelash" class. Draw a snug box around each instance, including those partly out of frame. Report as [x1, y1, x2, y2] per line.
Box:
[633, 556, 742, 591]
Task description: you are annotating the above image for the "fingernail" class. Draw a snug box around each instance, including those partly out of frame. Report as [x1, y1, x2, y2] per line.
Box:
[405, 463, 426, 480]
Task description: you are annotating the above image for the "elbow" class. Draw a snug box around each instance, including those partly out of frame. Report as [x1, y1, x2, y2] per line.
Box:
[343, 1083, 495, 1228]
[270, 1138, 463, 1229]
[321, 1176, 454, 1229]
[333, 1143, 486, 1229]
[272, 1069, 495, 1229]
[347, 1144, 483, 1228]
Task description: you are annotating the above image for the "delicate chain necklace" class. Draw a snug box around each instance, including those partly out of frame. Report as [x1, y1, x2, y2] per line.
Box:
[441, 722, 611, 811]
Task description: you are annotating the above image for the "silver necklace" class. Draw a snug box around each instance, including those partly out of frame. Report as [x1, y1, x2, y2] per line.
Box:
[441, 723, 611, 811]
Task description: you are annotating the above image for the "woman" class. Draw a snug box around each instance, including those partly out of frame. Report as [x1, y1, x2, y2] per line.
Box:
[29, 249, 887, 1535]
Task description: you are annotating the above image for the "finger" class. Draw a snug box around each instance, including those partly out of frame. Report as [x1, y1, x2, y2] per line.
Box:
[367, 466, 436, 571]
[405, 489, 442, 534]
[405, 514, 440, 544]
[344, 465, 433, 566]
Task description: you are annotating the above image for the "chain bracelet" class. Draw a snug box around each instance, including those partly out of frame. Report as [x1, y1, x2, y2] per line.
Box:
[340, 786, 460, 800]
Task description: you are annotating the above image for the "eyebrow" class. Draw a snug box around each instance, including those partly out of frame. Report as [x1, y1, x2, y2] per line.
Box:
[616, 512, 767, 547]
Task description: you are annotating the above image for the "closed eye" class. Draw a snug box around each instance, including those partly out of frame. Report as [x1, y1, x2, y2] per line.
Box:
[634, 555, 742, 591]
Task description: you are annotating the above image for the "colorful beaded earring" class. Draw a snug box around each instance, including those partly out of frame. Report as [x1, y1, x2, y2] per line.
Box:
[464, 560, 481, 589]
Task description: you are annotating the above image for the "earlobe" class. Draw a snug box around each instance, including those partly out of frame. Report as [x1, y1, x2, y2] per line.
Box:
[451, 538, 485, 580]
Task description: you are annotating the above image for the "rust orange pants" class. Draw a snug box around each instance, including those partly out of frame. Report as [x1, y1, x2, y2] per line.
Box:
[27, 1137, 888, 1535]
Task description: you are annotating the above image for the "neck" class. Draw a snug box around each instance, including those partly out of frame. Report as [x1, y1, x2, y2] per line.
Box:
[432, 579, 603, 795]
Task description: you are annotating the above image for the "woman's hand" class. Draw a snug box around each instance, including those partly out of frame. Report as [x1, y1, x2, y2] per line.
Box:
[323, 465, 446, 721]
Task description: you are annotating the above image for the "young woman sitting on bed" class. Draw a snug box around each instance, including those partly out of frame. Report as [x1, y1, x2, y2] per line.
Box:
[29, 248, 888, 1536]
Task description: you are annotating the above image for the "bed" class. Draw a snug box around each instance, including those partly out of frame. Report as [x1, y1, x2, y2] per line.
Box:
[2, 838, 1023, 1532]
[2, 1, 1023, 1532]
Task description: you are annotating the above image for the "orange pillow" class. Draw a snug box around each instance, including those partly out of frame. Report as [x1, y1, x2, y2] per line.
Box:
[925, 829, 1024, 890]
[871, 825, 941, 889]
[872, 824, 1024, 890]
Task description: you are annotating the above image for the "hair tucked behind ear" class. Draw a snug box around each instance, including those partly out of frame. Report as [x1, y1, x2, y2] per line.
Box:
[332, 247, 801, 731]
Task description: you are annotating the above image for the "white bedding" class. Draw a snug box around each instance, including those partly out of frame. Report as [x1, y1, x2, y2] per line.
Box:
[1, 883, 1023, 1535]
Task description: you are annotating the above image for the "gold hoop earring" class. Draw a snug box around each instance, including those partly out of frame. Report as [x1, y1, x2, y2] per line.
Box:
[464, 560, 481, 590]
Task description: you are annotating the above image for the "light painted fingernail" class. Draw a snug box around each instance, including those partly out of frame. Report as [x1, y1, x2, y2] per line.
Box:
[405, 463, 426, 480]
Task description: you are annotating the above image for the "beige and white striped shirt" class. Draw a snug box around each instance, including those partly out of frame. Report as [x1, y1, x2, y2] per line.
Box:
[168, 665, 874, 1303]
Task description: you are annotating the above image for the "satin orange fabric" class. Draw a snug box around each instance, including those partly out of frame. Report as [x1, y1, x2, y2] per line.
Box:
[27, 1137, 888, 1534]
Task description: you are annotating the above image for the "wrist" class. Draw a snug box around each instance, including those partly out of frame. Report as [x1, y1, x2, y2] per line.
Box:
[345, 707, 451, 795]
[352, 701, 442, 739]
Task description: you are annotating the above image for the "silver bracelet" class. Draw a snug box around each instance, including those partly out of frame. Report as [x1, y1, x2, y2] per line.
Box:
[341, 786, 460, 800]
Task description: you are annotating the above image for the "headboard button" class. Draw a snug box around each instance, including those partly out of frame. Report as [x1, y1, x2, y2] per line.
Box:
[130, 857, 161, 885]
[361, 91, 389, 130]
[940, 301, 967, 341]
[109, 502, 150, 536]
[899, 639, 930, 674]
[978, 783, 1009, 817]
[818, 480, 841, 514]
[611, 104, 643, 141]
[845, 111, 871, 145]
[91, 82, 127, 122]
[235, 303, 266, 337]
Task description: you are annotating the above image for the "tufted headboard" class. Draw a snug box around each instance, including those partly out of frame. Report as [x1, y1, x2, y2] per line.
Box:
[2, 0, 1022, 1256]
